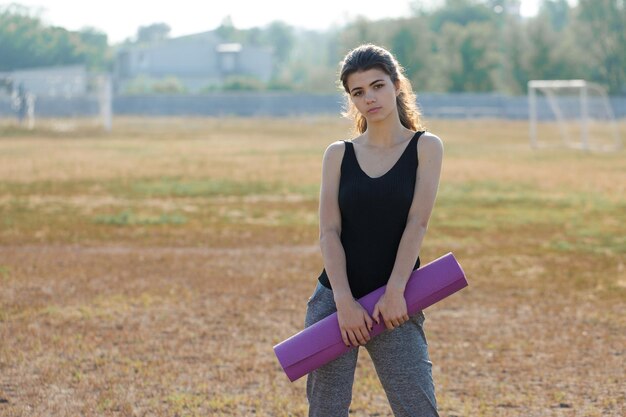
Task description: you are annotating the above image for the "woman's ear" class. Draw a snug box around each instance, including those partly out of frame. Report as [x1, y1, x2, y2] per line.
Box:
[395, 81, 401, 96]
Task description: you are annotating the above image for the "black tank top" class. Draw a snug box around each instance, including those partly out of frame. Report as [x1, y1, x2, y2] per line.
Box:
[318, 131, 424, 299]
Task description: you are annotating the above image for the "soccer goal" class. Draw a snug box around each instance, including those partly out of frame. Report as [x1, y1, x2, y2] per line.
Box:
[1, 67, 112, 132]
[528, 80, 621, 152]
[36, 73, 113, 132]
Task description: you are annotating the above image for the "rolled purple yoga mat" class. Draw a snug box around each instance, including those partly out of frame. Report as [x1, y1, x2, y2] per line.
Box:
[273, 252, 468, 382]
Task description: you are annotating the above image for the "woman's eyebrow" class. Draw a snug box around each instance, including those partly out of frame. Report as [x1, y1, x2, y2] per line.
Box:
[350, 79, 385, 93]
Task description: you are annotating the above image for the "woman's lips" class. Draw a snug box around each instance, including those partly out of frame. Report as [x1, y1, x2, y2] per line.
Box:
[368, 106, 382, 113]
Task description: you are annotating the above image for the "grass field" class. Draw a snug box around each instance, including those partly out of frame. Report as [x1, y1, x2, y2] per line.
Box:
[0, 116, 624, 417]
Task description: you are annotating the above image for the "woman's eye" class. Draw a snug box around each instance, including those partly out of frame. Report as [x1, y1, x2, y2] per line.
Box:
[375, 84, 384, 89]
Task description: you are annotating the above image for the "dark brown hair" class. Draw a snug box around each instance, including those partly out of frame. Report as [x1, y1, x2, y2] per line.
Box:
[338, 43, 424, 134]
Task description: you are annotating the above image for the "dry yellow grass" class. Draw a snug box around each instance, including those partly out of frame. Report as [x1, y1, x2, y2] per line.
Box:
[0, 116, 624, 416]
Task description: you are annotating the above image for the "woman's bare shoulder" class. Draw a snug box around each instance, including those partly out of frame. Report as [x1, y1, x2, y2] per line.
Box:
[322, 140, 348, 163]
[417, 131, 444, 155]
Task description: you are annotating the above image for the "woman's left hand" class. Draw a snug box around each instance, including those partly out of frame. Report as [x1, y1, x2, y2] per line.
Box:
[372, 287, 409, 330]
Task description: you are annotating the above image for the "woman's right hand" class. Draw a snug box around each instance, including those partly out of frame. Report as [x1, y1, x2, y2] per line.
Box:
[335, 296, 374, 347]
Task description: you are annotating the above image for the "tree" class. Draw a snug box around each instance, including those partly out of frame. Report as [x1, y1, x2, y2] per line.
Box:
[391, 26, 418, 77]
[522, 15, 584, 87]
[215, 16, 237, 42]
[574, 0, 626, 94]
[262, 21, 294, 66]
[428, 0, 494, 32]
[123, 75, 187, 94]
[77, 28, 110, 70]
[438, 22, 499, 91]
[388, 18, 437, 91]
[338, 16, 376, 54]
[0, 4, 110, 71]
[499, 16, 529, 93]
[245, 27, 263, 47]
[286, 28, 339, 92]
[222, 75, 264, 91]
[539, 0, 571, 31]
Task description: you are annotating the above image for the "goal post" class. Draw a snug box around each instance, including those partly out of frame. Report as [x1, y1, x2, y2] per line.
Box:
[96, 74, 113, 132]
[528, 79, 621, 152]
[0, 77, 36, 129]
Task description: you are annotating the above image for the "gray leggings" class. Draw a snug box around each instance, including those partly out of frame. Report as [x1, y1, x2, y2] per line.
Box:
[304, 281, 439, 417]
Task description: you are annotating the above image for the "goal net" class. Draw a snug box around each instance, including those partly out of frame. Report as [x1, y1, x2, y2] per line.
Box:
[36, 73, 112, 132]
[0, 67, 112, 132]
[528, 80, 621, 152]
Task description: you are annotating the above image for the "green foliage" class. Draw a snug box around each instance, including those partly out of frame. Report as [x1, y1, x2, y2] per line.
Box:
[123, 75, 187, 94]
[0, 4, 110, 71]
[266, 77, 294, 91]
[391, 26, 419, 77]
[215, 16, 243, 42]
[263, 21, 294, 65]
[286, 29, 341, 92]
[152, 76, 186, 94]
[329, 0, 624, 93]
[439, 22, 499, 92]
[221, 75, 264, 91]
[1, 1, 625, 94]
[575, 0, 626, 94]
[122, 75, 151, 95]
[77, 28, 112, 70]
[524, 15, 584, 83]
[499, 17, 528, 94]
[540, 0, 571, 31]
[199, 84, 220, 93]
[338, 16, 381, 54]
[429, 0, 495, 32]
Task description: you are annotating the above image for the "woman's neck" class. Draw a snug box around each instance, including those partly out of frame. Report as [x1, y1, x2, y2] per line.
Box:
[362, 117, 412, 148]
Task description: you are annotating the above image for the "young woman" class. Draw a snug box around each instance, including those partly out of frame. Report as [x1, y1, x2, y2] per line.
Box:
[303, 44, 444, 417]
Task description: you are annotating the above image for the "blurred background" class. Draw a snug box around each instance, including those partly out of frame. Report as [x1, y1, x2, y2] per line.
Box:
[0, 0, 625, 123]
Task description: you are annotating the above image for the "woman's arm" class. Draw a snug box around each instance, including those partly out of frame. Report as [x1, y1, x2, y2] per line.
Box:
[318, 141, 351, 298]
[387, 132, 444, 291]
[372, 132, 444, 329]
[319, 141, 373, 346]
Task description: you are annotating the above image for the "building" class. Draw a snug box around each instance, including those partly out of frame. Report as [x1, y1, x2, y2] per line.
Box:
[114, 31, 273, 93]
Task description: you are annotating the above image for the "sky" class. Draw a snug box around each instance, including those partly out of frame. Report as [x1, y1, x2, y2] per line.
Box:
[8, 0, 544, 44]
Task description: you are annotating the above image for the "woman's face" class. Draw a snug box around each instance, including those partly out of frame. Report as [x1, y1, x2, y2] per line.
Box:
[345, 68, 399, 122]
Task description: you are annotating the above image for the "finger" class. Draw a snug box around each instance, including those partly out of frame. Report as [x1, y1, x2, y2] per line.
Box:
[363, 313, 373, 331]
[356, 328, 368, 345]
[341, 330, 350, 347]
[358, 326, 370, 343]
[403, 313, 409, 322]
[348, 331, 360, 347]
[390, 318, 401, 328]
[372, 305, 380, 324]
[384, 318, 394, 330]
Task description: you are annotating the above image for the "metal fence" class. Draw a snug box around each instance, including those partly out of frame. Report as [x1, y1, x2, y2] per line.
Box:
[2, 92, 626, 119]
